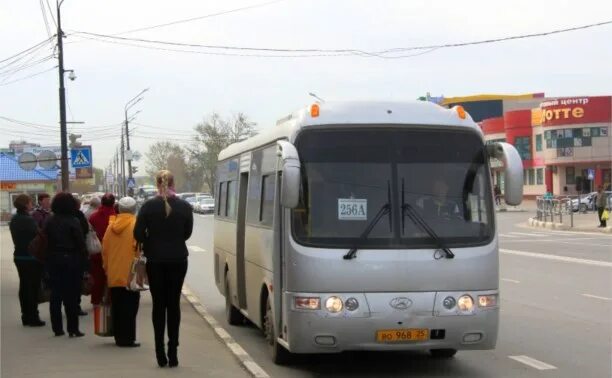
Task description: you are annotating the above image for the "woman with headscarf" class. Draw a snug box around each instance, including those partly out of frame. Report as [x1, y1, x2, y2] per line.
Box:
[102, 197, 141, 347]
[134, 170, 193, 368]
[88, 193, 116, 305]
[44, 192, 88, 337]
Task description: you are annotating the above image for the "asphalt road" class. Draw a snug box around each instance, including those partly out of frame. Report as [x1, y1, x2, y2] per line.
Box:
[184, 212, 612, 378]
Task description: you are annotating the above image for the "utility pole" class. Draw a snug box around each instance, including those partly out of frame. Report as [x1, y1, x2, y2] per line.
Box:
[56, 0, 69, 192]
[121, 130, 125, 197]
[124, 88, 148, 197]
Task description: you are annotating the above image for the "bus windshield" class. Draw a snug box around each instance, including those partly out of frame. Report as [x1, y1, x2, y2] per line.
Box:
[292, 127, 494, 249]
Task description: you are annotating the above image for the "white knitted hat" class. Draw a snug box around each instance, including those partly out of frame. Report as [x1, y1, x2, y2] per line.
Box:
[118, 197, 137, 213]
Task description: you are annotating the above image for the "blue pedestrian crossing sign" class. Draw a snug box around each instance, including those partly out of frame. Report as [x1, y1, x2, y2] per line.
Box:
[587, 168, 595, 180]
[70, 146, 92, 168]
[127, 178, 136, 189]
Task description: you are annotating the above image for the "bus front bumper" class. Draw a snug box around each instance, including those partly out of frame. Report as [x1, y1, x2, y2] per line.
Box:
[283, 290, 499, 354]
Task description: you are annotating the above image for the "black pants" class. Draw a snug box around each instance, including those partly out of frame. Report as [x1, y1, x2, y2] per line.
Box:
[598, 207, 607, 227]
[47, 255, 84, 334]
[110, 287, 140, 346]
[14, 260, 44, 324]
[146, 261, 188, 349]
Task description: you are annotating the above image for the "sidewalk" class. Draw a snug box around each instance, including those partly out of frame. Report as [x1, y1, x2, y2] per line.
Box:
[527, 210, 612, 233]
[0, 229, 250, 378]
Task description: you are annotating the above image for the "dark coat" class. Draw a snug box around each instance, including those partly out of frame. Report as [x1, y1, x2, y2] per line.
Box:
[134, 196, 193, 263]
[31, 208, 51, 229]
[9, 210, 38, 261]
[44, 214, 87, 259]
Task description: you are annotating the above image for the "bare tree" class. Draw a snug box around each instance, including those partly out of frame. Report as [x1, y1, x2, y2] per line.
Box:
[144, 141, 188, 191]
[192, 113, 257, 195]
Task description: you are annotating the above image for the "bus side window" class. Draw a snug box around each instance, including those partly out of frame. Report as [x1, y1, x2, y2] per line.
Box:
[218, 182, 227, 216]
[227, 181, 237, 219]
[260, 175, 275, 226]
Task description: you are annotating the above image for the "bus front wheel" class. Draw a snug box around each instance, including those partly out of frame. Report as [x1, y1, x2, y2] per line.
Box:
[429, 349, 457, 358]
[264, 296, 291, 365]
[225, 274, 245, 326]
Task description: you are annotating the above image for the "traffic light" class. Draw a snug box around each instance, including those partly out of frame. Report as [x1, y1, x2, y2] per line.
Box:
[131, 166, 138, 174]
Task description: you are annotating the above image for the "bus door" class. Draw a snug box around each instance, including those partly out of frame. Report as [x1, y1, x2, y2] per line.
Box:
[236, 171, 249, 309]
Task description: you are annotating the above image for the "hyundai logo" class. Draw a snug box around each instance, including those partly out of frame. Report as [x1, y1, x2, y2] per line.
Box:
[389, 297, 413, 310]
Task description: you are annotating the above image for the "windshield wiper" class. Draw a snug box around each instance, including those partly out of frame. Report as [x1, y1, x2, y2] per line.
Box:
[343, 203, 391, 260]
[343, 181, 393, 260]
[401, 179, 454, 259]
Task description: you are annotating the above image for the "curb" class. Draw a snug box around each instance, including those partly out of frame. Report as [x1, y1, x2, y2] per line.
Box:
[527, 218, 612, 233]
[181, 285, 270, 378]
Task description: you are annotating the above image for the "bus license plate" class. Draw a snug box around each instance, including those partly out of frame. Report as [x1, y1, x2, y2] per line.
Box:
[376, 329, 429, 343]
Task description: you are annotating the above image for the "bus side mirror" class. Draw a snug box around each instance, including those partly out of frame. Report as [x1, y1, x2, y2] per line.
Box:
[277, 140, 301, 209]
[487, 142, 523, 206]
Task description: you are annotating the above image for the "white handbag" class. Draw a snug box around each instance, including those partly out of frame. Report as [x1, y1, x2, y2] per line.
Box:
[86, 225, 102, 255]
[127, 246, 149, 291]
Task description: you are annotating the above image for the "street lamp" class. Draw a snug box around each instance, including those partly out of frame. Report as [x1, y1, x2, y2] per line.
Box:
[124, 88, 149, 196]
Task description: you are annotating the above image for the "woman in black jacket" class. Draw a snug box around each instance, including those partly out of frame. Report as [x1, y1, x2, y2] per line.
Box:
[9, 194, 45, 327]
[134, 170, 193, 368]
[45, 192, 88, 337]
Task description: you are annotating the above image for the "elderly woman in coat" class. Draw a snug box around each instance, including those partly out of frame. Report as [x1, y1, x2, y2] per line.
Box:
[102, 197, 141, 347]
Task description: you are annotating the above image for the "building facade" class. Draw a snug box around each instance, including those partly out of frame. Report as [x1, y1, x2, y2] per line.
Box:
[439, 94, 611, 198]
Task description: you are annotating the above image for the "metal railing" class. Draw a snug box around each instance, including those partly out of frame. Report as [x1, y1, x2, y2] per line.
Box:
[536, 195, 577, 227]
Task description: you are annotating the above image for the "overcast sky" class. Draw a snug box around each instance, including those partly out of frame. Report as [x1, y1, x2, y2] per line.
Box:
[1, 0, 611, 170]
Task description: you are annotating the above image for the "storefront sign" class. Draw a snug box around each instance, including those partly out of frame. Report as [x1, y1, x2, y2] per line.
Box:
[540, 96, 611, 126]
[1, 183, 17, 190]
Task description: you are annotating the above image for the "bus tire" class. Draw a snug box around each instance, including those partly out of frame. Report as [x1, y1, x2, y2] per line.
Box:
[225, 274, 244, 326]
[429, 349, 457, 358]
[264, 296, 291, 365]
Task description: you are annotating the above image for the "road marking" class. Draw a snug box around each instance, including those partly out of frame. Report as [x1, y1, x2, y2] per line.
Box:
[499, 233, 519, 238]
[182, 285, 270, 378]
[500, 249, 612, 268]
[581, 293, 612, 301]
[188, 245, 206, 253]
[508, 232, 546, 237]
[509, 355, 557, 370]
[501, 278, 520, 284]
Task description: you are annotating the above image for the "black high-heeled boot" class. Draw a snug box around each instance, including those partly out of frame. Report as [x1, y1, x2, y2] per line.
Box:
[68, 331, 85, 337]
[155, 346, 168, 368]
[168, 346, 178, 368]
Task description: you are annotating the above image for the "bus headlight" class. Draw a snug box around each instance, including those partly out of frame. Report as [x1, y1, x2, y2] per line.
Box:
[325, 296, 343, 313]
[478, 294, 497, 308]
[294, 296, 320, 310]
[457, 295, 474, 313]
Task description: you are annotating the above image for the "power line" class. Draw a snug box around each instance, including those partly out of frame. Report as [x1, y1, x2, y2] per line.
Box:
[72, 19, 612, 58]
[0, 37, 54, 64]
[45, 0, 58, 29]
[39, 0, 52, 38]
[0, 65, 57, 86]
[0, 55, 55, 76]
[114, 0, 289, 35]
[0, 39, 54, 71]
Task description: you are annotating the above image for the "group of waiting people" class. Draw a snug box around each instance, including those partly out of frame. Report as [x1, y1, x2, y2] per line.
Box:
[9, 170, 194, 368]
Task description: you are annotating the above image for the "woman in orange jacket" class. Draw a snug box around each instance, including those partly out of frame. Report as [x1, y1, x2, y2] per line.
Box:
[102, 197, 141, 347]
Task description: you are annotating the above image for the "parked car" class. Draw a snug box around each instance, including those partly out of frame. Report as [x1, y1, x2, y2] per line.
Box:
[185, 196, 198, 210]
[194, 197, 215, 214]
[571, 192, 597, 212]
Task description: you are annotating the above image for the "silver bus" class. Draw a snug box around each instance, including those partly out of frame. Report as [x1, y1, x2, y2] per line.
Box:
[213, 101, 523, 364]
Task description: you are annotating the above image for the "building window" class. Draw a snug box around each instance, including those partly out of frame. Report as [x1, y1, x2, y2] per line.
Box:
[566, 167, 576, 185]
[535, 134, 542, 152]
[536, 168, 544, 185]
[523, 169, 528, 185]
[528, 169, 535, 186]
[514, 136, 531, 160]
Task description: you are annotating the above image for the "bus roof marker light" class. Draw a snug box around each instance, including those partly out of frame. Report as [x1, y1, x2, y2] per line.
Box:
[310, 103, 320, 118]
[456, 106, 467, 120]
